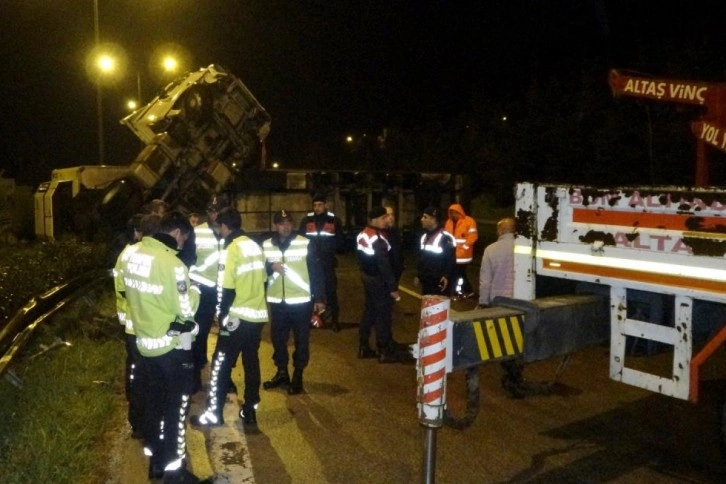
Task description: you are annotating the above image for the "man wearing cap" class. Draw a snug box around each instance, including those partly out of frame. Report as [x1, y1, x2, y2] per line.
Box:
[192, 207, 268, 427]
[299, 194, 345, 331]
[188, 196, 225, 393]
[356, 206, 404, 363]
[415, 206, 457, 296]
[261, 210, 326, 395]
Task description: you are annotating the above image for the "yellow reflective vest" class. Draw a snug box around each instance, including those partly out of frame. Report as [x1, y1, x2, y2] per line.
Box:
[189, 222, 222, 288]
[120, 236, 200, 357]
[113, 242, 141, 335]
[220, 235, 268, 323]
[263, 235, 312, 304]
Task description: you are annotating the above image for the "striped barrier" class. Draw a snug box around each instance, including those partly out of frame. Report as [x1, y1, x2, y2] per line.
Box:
[416, 295, 450, 428]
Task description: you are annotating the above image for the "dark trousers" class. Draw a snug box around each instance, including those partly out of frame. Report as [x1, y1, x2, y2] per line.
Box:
[359, 273, 393, 350]
[322, 264, 339, 324]
[142, 348, 194, 470]
[124, 334, 145, 433]
[421, 277, 449, 297]
[193, 285, 217, 371]
[206, 320, 264, 416]
[454, 263, 473, 295]
[270, 302, 312, 370]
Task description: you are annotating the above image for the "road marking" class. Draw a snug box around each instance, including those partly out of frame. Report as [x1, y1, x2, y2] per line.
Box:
[398, 285, 422, 300]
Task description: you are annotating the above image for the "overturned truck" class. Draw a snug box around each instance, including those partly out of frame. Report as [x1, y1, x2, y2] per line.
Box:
[35, 64, 271, 240]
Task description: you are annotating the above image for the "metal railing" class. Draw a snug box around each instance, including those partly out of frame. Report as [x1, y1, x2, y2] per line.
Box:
[0, 269, 110, 377]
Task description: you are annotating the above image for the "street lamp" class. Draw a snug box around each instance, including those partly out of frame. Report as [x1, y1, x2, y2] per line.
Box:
[93, 0, 104, 164]
[125, 54, 180, 111]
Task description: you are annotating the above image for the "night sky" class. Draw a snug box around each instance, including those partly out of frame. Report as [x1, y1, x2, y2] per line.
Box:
[2, 1, 726, 187]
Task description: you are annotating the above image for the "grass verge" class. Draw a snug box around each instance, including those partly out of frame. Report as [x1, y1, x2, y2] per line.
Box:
[0, 286, 126, 484]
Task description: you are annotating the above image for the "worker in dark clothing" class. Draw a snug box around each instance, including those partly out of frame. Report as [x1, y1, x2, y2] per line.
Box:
[414, 206, 456, 296]
[357, 206, 404, 363]
[298, 193, 345, 331]
[384, 203, 404, 287]
[262, 209, 326, 395]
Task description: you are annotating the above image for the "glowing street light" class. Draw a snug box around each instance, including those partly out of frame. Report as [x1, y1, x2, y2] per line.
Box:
[97, 54, 115, 73]
[162, 56, 178, 74]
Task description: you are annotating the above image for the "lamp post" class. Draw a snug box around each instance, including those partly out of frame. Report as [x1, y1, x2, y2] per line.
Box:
[93, 0, 105, 165]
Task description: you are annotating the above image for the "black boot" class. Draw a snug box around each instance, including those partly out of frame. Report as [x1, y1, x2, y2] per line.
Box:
[163, 466, 199, 483]
[148, 460, 164, 480]
[358, 344, 377, 359]
[378, 346, 401, 364]
[288, 369, 303, 395]
[239, 403, 257, 425]
[263, 368, 290, 390]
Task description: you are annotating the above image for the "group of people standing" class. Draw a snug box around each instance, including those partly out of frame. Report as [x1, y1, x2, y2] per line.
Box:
[113, 194, 341, 482]
[113, 191, 518, 482]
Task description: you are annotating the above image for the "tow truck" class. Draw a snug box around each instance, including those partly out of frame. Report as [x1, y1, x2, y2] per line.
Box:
[435, 70, 726, 441]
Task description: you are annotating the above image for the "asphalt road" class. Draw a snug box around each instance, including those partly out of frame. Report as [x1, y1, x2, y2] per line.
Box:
[117, 253, 726, 483]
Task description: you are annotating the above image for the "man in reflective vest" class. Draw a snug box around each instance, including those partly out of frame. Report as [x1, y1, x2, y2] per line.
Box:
[188, 197, 224, 393]
[444, 203, 479, 299]
[415, 206, 456, 296]
[113, 213, 163, 441]
[298, 193, 345, 331]
[118, 211, 200, 482]
[192, 207, 268, 427]
[356, 206, 404, 363]
[262, 209, 326, 395]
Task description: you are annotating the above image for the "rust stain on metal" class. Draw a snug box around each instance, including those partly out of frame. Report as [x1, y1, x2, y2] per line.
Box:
[516, 209, 534, 240]
[579, 230, 617, 246]
[682, 237, 726, 256]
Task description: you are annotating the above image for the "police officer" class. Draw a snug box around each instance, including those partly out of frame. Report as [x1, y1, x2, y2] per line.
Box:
[415, 206, 456, 296]
[113, 213, 162, 440]
[118, 211, 200, 482]
[192, 207, 268, 427]
[356, 206, 402, 363]
[262, 210, 326, 395]
[298, 193, 345, 331]
[188, 197, 225, 393]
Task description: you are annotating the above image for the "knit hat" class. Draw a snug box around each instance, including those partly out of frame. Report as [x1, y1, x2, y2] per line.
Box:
[312, 193, 327, 203]
[368, 206, 388, 220]
[273, 209, 293, 224]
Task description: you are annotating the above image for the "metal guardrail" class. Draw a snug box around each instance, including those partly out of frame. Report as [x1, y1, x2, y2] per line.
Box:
[0, 269, 110, 377]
